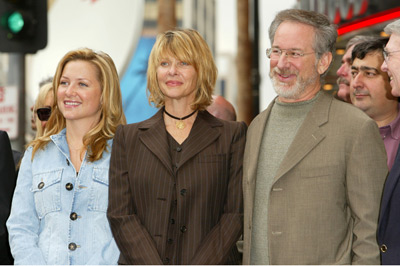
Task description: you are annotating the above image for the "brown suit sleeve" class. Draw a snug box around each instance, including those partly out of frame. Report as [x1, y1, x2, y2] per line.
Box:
[107, 125, 163, 265]
[190, 121, 246, 264]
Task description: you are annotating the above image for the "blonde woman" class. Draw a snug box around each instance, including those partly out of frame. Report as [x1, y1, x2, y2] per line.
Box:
[108, 29, 246, 264]
[7, 48, 126, 264]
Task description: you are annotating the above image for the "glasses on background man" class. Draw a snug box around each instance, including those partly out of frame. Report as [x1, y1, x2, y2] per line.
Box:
[383, 49, 400, 62]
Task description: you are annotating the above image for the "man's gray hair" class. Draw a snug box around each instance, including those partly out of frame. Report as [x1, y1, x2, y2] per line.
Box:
[268, 9, 337, 58]
[384, 19, 400, 36]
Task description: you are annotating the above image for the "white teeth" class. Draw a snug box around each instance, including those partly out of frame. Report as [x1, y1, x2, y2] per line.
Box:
[65, 102, 79, 106]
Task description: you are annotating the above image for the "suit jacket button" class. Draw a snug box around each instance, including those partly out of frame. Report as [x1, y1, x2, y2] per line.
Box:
[381, 244, 388, 253]
[180, 189, 187, 196]
[38, 182, 44, 189]
[68, 242, 77, 251]
[180, 226, 187, 233]
[163, 258, 170, 264]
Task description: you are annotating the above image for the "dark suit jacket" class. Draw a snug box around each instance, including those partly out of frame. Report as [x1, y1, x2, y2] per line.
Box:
[107, 110, 246, 265]
[0, 130, 17, 264]
[378, 142, 400, 264]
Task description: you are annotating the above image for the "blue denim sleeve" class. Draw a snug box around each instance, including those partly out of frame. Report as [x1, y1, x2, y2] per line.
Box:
[6, 147, 47, 265]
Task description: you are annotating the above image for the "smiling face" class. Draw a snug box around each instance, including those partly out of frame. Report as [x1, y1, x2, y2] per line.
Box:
[269, 21, 329, 102]
[381, 33, 400, 97]
[57, 60, 102, 127]
[350, 52, 396, 121]
[156, 55, 198, 105]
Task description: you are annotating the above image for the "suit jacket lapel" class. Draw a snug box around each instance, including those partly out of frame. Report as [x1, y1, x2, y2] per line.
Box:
[274, 91, 330, 183]
[139, 109, 174, 175]
[178, 111, 222, 168]
[380, 142, 400, 221]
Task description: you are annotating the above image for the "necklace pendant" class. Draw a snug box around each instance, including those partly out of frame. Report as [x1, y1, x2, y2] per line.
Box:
[176, 120, 185, 130]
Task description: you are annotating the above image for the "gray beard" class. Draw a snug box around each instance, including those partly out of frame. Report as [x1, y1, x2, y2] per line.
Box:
[269, 67, 319, 100]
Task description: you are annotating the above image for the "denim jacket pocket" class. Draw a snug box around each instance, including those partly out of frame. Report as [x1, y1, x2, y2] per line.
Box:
[30, 169, 63, 219]
[88, 167, 109, 212]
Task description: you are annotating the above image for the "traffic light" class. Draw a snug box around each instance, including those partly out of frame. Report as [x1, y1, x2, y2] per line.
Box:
[0, 0, 47, 53]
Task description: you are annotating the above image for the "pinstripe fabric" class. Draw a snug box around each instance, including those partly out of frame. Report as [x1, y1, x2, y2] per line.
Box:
[107, 109, 246, 265]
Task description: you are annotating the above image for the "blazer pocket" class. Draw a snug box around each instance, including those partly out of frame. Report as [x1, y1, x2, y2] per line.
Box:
[197, 154, 226, 163]
[88, 167, 110, 212]
[299, 165, 340, 179]
[31, 168, 63, 218]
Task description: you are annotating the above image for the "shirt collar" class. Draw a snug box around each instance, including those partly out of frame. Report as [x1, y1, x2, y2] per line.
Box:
[380, 103, 400, 140]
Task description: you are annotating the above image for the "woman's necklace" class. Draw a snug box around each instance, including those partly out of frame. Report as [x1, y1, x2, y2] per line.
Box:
[164, 107, 197, 130]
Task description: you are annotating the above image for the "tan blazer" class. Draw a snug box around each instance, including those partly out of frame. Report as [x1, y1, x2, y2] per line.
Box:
[243, 91, 388, 265]
[107, 110, 246, 265]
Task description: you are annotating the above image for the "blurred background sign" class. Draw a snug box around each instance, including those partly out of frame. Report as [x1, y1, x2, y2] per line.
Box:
[0, 85, 18, 138]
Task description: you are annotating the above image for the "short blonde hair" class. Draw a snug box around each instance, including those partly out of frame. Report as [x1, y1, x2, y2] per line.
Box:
[34, 82, 53, 139]
[30, 48, 126, 162]
[147, 28, 217, 110]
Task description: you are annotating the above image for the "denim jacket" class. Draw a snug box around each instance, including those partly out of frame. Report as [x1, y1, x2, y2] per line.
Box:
[7, 129, 119, 265]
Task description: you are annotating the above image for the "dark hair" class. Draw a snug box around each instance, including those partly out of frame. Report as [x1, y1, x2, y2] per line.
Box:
[351, 37, 389, 62]
[346, 35, 377, 50]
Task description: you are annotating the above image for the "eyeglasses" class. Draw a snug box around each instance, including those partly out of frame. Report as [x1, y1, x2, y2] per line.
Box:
[36, 107, 51, 121]
[266, 48, 315, 61]
[383, 49, 400, 62]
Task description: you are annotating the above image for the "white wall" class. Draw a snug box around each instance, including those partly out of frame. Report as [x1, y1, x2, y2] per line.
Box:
[215, 0, 297, 113]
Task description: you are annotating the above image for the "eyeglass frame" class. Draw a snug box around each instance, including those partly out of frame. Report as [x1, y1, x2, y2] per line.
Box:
[266, 48, 315, 61]
[36, 107, 51, 121]
[383, 49, 400, 62]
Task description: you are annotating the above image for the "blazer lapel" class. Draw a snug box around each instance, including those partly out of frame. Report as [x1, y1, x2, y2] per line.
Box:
[139, 109, 174, 175]
[380, 143, 400, 221]
[178, 111, 222, 168]
[274, 91, 330, 183]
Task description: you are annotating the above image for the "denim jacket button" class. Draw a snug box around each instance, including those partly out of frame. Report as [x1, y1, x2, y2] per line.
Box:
[38, 182, 45, 189]
[65, 183, 73, 191]
[68, 242, 77, 251]
[70, 212, 78, 221]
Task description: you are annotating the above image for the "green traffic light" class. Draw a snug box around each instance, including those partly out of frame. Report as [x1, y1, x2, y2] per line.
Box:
[7, 11, 24, 34]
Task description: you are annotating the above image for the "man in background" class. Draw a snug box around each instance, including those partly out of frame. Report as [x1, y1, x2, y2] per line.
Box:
[379, 18, 400, 264]
[336, 35, 376, 103]
[350, 37, 399, 170]
[207, 95, 237, 121]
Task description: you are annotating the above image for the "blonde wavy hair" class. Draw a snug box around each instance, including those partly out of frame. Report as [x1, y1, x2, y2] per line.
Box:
[33, 82, 53, 139]
[30, 48, 126, 162]
[147, 28, 217, 110]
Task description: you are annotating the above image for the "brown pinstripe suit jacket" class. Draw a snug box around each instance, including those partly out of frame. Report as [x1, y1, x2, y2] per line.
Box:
[107, 109, 247, 265]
